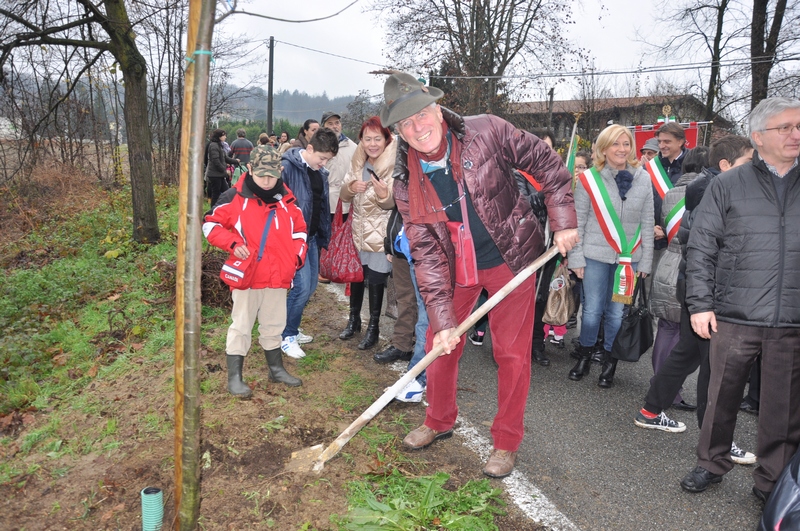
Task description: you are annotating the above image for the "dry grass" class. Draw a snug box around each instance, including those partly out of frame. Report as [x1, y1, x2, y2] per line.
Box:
[0, 161, 106, 266]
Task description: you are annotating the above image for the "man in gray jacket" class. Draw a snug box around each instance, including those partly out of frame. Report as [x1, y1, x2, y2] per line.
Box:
[680, 97, 800, 503]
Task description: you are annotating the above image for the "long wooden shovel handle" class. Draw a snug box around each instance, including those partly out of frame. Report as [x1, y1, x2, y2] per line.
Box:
[312, 245, 561, 472]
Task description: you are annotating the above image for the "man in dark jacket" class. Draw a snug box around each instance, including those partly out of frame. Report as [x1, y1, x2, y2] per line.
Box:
[680, 97, 800, 503]
[653, 123, 687, 250]
[380, 72, 578, 478]
[633, 135, 752, 436]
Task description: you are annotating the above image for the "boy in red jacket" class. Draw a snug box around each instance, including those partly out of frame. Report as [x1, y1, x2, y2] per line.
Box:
[204, 145, 308, 397]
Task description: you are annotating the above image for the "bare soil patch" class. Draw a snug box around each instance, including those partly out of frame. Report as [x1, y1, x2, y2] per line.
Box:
[0, 175, 543, 530]
[1, 284, 544, 530]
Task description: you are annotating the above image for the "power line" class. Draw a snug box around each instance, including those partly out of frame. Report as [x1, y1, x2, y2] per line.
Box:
[229, 0, 360, 24]
[245, 36, 798, 84]
[240, 34, 799, 96]
[272, 39, 386, 68]
[430, 54, 800, 81]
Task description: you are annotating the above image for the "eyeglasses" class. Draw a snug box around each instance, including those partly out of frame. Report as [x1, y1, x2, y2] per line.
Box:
[574, 165, 588, 171]
[761, 124, 800, 135]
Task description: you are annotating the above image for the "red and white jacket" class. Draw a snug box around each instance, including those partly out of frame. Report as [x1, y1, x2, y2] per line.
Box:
[203, 176, 307, 290]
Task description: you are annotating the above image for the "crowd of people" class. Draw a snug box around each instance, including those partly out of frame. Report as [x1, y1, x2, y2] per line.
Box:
[201, 73, 800, 509]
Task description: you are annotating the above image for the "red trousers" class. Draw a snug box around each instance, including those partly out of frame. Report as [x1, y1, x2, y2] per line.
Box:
[424, 263, 536, 451]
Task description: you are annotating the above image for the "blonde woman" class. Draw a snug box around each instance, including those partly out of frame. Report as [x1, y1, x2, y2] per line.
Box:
[567, 125, 654, 387]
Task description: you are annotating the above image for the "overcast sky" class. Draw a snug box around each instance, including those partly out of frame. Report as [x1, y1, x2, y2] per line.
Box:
[218, 0, 663, 102]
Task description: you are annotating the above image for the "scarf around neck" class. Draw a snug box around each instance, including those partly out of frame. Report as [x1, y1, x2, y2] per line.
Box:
[244, 173, 285, 204]
[407, 121, 464, 224]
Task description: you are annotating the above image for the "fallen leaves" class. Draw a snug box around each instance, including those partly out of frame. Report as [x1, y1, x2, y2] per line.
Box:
[0, 409, 36, 438]
[100, 503, 126, 522]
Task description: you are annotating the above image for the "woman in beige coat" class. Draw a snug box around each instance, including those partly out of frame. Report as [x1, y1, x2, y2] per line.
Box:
[339, 116, 396, 349]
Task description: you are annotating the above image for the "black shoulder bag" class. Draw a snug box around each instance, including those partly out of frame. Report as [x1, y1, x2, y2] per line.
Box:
[611, 279, 654, 362]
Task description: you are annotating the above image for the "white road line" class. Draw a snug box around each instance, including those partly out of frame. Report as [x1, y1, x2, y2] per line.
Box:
[456, 417, 579, 531]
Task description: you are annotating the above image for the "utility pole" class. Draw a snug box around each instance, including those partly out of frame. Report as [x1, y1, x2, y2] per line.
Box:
[267, 36, 274, 134]
[547, 87, 554, 131]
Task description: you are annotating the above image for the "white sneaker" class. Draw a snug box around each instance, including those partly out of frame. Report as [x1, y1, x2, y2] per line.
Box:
[297, 330, 313, 344]
[731, 442, 757, 465]
[395, 379, 425, 403]
[281, 336, 306, 359]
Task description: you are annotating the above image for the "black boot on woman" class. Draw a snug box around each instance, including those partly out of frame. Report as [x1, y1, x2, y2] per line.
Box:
[568, 345, 593, 381]
[598, 351, 618, 388]
[358, 282, 384, 350]
[339, 281, 364, 340]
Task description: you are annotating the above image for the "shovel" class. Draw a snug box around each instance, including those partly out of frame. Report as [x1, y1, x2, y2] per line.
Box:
[287, 245, 560, 474]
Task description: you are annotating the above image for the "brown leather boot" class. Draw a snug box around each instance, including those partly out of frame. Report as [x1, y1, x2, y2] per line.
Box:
[483, 449, 517, 478]
[402, 425, 453, 450]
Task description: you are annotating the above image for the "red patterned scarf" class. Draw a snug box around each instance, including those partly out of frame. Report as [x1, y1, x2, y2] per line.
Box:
[406, 121, 464, 224]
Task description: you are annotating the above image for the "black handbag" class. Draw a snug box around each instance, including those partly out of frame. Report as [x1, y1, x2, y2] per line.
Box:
[760, 445, 800, 530]
[611, 279, 654, 362]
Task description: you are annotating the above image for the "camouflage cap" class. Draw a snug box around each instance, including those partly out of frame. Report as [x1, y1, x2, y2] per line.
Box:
[250, 145, 281, 178]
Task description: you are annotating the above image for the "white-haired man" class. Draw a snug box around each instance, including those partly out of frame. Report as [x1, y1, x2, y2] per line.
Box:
[680, 97, 800, 503]
[380, 72, 578, 478]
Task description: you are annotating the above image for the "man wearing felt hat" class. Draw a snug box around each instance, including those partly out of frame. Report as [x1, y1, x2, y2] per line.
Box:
[381, 71, 579, 478]
[640, 137, 659, 163]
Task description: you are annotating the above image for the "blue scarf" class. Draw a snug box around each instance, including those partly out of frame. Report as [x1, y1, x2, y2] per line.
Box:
[615, 170, 634, 200]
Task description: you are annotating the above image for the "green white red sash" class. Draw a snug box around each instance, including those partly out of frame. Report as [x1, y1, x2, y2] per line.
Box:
[645, 157, 672, 198]
[579, 168, 642, 303]
[665, 197, 685, 244]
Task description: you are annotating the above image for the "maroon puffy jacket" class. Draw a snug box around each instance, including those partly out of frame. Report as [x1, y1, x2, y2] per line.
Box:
[392, 108, 577, 333]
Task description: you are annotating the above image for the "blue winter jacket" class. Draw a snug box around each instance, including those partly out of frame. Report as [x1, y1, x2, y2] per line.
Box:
[281, 147, 331, 249]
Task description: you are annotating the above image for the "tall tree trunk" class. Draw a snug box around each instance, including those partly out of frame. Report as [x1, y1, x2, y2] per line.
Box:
[751, 0, 788, 109]
[175, 1, 216, 528]
[103, 0, 161, 243]
[704, 0, 728, 121]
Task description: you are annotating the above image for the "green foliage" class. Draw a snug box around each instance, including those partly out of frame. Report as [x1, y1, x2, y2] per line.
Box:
[0, 185, 179, 414]
[333, 374, 374, 412]
[216, 119, 300, 146]
[336, 470, 506, 530]
[260, 416, 287, 433]
[297, 348, 340, 374]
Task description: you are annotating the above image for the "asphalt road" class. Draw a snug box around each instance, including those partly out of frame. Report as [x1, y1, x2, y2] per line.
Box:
[458, 328, 762, 531]
[325, 282, 764, 530]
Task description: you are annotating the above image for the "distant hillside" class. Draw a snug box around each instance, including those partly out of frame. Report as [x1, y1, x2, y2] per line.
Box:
[229, 87, 354, 123]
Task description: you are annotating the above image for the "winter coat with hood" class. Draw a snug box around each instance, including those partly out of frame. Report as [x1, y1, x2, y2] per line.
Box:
[651, 171, 696, 322]
[567, 164, 654, 274]
[686, 153, 800, 327]
[281, 147, 332, 250]
[206, 139, 238, 179]
[675, 166, 719, 303]
[392, 107, 577, 334]
[203, 175, 308, 290]
[340, 139, 397, 253]
[326, 135, 358, 214]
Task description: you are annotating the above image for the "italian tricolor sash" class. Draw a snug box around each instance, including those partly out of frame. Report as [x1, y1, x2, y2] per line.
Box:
[665, 197, 685, 244]
[645, 157, 672, 198]
[579, 168, 642, 304]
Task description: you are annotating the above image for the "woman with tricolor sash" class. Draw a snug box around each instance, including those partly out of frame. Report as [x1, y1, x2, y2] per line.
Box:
[567, 124, 654, 387]
[649, 147, 708, 409]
